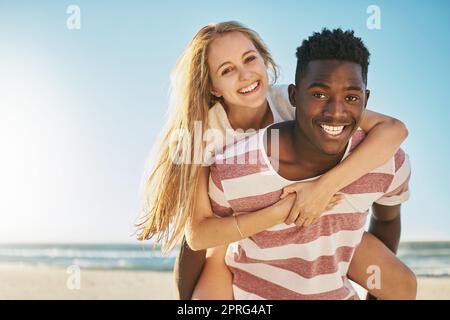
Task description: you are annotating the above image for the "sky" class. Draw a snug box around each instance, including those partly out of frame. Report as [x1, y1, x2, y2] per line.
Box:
[0, 0, 449, 244]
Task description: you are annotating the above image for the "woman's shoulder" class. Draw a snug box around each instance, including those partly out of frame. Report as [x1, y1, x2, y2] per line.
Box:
[207, 102, 230, 132]
[268, 84, 295, 122]
[269, 84, 289, 98]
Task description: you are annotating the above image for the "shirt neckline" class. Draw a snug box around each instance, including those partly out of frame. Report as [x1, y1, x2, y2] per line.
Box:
[258, 124, 353, 184]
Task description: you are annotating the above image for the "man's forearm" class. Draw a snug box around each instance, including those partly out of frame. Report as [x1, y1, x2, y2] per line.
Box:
[366, 205, 402, 300]
[367, 214, 401, 253]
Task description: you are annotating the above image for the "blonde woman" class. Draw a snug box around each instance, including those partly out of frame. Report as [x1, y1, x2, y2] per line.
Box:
[136, 21, 415, 299]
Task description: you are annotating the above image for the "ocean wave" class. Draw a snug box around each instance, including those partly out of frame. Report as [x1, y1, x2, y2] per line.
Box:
[0, 247, 177, 259]
[1, 242, 449, 275]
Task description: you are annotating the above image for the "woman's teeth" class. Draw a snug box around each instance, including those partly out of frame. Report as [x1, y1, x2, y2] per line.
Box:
[320, 124, 345, 136]
[239, 81, 259, 94]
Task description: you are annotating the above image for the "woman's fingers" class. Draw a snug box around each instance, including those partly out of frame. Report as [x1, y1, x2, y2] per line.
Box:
[302, 217, 313, 227]
[331, 194, 344, 202]
[294, 215, 305, 227]
[325, 203, 339, 211]
[285, 207, 299, 225]
[280, 186, 294, 199]
[295, 216, 321, 228]
[285, 192, 343, 226]
[285, 194, 302, 224]
[327, 196, 343, 209]
[325, 204, 335, 211]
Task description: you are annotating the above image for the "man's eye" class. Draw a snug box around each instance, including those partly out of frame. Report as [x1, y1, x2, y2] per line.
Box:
[244, 56, 256, 63]
[313, 93, 327, 99]
[346, 95, 359, 102]
[221, 67, 233, 76]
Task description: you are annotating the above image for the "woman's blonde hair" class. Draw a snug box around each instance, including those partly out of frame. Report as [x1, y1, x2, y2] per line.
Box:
[135, 21, 279, 253]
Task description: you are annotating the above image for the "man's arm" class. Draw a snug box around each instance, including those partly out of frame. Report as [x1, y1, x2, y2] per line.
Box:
[369, 203, 402, 253]
[366, 203, 401, 300]
[173, 237, 206, 300]
[369, 148, 410, 254]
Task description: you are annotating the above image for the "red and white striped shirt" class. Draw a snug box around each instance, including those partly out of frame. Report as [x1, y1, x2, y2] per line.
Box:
[208, 127, 411, 300]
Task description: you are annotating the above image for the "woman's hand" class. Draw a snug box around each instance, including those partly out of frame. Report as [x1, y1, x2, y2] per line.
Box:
[280, 180, 343, 227]
[270, 193, 297, 225]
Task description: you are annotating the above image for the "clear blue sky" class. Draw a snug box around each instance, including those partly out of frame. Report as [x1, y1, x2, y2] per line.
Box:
[0, 0, 449, 243]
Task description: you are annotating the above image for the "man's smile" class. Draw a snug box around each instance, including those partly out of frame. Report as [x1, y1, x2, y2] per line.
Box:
[320, 124, 344, 135]
[316, 122, 353, 139]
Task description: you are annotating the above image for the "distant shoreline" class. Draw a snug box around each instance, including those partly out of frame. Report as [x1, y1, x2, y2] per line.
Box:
[1, 240, 450, 246]
[1, 241, 449, 277]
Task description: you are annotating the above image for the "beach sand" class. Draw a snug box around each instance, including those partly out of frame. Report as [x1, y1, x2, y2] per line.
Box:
[0, 264, 448, 300]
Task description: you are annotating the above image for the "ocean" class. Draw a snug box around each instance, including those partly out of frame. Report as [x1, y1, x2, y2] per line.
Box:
[0, 241, 449, 277]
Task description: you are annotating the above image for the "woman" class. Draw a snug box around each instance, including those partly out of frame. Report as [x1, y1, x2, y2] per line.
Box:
[136, 21, 416, 299]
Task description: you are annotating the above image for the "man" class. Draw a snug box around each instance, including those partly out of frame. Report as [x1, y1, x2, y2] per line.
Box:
[175, 28, 413, 299]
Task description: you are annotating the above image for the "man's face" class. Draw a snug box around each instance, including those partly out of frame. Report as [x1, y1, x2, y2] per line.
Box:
[289, 60, 369, 155]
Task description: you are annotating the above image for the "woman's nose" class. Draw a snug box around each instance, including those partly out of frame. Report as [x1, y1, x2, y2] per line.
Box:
[238, 66, 252, 81]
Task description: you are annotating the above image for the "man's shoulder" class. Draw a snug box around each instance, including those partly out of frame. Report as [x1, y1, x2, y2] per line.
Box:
[341, 128, 410, 196]
[348, 128, 367, 153]
[348, 128, 409, 173]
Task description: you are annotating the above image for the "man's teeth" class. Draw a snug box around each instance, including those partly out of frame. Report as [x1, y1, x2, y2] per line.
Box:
[320, 124, 344, 136]
[239, 81, 258, 94]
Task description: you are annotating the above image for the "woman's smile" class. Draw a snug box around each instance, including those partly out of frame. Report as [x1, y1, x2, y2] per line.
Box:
[238, 80, 260, 95]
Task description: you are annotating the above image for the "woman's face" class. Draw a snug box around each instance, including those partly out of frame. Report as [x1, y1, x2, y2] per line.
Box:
[207, 31, 269, 111]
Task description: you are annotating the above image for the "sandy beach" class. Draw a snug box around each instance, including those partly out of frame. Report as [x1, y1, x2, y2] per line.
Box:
[0, 264, 175, 300]
[0, 264, 448, 300]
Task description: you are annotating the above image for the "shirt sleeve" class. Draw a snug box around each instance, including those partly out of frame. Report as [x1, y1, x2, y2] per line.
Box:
[375, 148, 411, 206]
[208, 163, 233, 217]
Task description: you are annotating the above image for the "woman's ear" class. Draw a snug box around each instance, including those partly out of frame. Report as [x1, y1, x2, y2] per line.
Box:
[210, 88, 221, 98]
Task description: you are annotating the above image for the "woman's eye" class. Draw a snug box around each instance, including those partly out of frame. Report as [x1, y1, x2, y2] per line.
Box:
[346, 95, 359, 102]
[313, 93, 327, 99]
[221, 67, 233, 76]
[244, 56, 256, 63]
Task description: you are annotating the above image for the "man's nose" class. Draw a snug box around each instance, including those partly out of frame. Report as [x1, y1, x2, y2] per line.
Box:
[323, 97, 346, 118]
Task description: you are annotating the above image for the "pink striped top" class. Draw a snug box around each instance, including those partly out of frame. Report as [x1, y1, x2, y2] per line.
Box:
[208, 127, 411, 300]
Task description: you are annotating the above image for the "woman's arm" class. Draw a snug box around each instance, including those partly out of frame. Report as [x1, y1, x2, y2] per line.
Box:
[185, 167, 296, 251]
[321, 109, 408, 192]
[281, 110, 408, 227]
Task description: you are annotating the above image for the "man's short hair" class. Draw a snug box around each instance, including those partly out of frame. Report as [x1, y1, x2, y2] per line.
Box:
[295, 28, 370, 85]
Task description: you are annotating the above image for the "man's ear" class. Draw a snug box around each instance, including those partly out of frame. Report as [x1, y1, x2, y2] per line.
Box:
[364, 89, 370, 109]
[288, 84, 297, 108]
